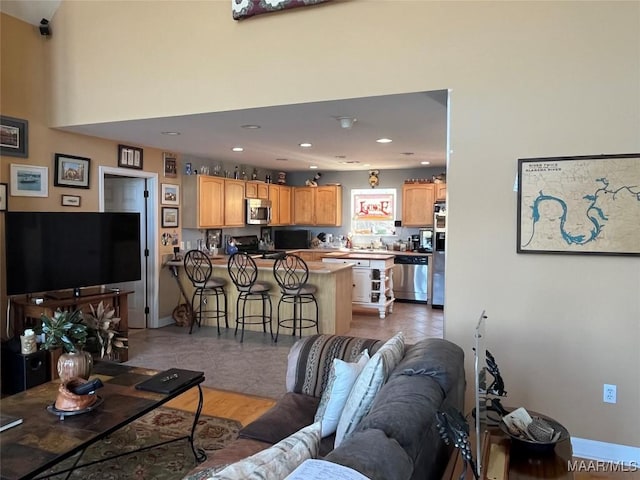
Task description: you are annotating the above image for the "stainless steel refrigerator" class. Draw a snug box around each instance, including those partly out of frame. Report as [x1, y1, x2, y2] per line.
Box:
[431, 202, 446, 308]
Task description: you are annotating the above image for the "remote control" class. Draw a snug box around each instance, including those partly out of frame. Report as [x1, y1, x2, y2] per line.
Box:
[70, 378, 104, 395]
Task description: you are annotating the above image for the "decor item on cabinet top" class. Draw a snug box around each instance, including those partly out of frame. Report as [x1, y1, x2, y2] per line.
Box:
[305, 172, 322, 186]
[368, 170, 380, 188]
[433, 172, 446, 183]
[278, 171, 287, 184]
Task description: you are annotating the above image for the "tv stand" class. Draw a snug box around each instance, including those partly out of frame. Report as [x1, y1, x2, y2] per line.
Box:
[10, 289, 132, 377]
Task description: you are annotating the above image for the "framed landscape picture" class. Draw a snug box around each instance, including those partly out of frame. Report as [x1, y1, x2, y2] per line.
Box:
[0, 116, 28, 157]
[61, 194, 81, 207]
[10, 164, 48, 197]
[517, 153, 640, 256]
[162, 207, 179, 228]
[54, 153, 91, 189]
[161, 183, 180, 205]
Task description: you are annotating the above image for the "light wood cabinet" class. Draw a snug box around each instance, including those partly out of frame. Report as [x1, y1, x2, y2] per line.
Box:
[246, 181, 269, 200]
[402, 183, 435, 227]
[435, 182, 447, 200]
[268, 184, 292, 226]
[224, 179, 246, 227]
[183, 175, 225, 228]
[293, 185, 342, 226]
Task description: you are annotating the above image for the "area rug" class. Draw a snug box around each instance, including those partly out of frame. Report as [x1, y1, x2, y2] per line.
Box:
[45, 407, 241, 480]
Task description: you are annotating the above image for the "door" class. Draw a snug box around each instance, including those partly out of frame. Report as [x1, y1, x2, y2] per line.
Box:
[104, 177, 147, 328]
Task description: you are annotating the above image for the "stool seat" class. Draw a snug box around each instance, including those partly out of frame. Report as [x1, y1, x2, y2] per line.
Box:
[228, 252, 273, 343]
[281, 284, 317, 296]
[184, 250, 228, 335]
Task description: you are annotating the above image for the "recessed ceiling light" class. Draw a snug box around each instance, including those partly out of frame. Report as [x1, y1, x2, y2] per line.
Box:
[241, 124, 261, 129]
[363, 163, 371, 167]
[231, 147, 244, 152]
[161, 131, 181, 136]
[309, 165, 318, 169]
[335, 155, 346, 159]
[299, 142, 312, 148]
[276, 158, 288, 161]
[401, 152, 415, 156]
[376, 138, 392, 144]
[420, 161, 431, 165]
[340, 160, 361, 164]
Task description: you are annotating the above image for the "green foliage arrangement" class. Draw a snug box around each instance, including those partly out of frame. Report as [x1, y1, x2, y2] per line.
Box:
[38, 309, 89, 353]
[83, 301, 128, 359]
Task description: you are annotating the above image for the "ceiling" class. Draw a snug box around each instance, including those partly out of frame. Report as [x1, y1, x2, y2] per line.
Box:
[1, 1, 448, 173]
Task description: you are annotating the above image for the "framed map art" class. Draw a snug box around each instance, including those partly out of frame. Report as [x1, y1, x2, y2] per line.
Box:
[517, 153, 640, 256]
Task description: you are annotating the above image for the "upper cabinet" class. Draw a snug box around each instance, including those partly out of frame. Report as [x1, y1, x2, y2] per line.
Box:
[183, 176, 246, 228]
[246, 181, 269, 200]
[183, 175, 225, 228]
[293, 185, 342, 226]
[402, 183, 435, 227]
[435, 182, 447, 200]
[269, 184, 292, 226]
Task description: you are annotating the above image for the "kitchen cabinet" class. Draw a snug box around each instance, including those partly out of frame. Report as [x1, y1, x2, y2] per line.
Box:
[402, 183, 435, 226]
[183, 176, 245, 228]
[293, 185, 342, 226]
[246, 181, 269, 200]
[224, 179, 246, 227]
[435, 182, 447, 200]
[183, 175, 225, 228]
[322, 253, 395, 319]
[269, 184, 292, 226]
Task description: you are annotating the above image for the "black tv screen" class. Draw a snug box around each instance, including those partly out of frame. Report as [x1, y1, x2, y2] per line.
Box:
[5, 212, 141, 296]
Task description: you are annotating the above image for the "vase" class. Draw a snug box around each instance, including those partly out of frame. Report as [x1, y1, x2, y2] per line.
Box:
[57, 351, 93, 382]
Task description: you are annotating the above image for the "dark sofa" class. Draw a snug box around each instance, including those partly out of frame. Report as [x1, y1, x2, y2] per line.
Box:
[185, 334, 465, 480]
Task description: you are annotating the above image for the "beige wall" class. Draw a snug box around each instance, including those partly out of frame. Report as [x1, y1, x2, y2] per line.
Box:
[3, 1, 639, 448]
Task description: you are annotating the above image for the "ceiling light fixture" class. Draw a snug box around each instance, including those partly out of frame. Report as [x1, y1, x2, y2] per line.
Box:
[376, 138, 393, 144]
[232, 147, 244, 152]
[309, 165, 318, 169]
[241, 124, 261, 129]
[276, 158, 288, 161]
[336, 116, 356, 129]
[299, 142, 312, 148]
[161, 131, 181, 136]
[420, 161, 431, 165]
[401, 152, 415, 156]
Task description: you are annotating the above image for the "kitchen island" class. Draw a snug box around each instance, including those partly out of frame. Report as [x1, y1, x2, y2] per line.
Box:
[167, 256, 354, 336]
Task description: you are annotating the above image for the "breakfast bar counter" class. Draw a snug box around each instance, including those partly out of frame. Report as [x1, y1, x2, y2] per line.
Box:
[167, 257, 354, 336]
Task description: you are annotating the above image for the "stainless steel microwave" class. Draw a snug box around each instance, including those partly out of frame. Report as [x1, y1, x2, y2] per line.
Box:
[246, 198, 272, 225]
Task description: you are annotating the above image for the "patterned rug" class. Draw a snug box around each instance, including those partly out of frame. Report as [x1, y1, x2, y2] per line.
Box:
[45, 407, 241, 480]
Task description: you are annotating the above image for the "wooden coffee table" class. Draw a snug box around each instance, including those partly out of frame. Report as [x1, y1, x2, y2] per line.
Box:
[0, 362, 205, 480]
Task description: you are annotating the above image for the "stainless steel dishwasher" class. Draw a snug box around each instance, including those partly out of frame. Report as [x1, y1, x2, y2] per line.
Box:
[393, 255, 428, 303]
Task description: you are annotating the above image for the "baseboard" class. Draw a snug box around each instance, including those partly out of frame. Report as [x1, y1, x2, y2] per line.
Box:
[571, 437, 640, 465]
[156, 315, 176, 328]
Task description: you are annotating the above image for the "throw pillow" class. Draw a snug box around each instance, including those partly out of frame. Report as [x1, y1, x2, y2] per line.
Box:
[334, 332, 405, 447]
[206, 422, 322, 480]
[314, 350, 369, 437]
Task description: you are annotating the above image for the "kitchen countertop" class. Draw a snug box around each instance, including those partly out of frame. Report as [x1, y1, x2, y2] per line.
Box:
[297, 248, 432, 257]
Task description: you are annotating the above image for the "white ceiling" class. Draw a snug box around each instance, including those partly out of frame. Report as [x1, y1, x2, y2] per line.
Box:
[1, 1, 448, 173]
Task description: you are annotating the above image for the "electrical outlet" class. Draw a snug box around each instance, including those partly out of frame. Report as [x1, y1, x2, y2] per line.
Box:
[603, 384, 617, 404]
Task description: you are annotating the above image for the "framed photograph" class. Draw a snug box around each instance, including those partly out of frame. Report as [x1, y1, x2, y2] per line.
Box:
[260, 226, 273, 243]
[163, 152, 177, 178]
[161, 183, 180, 205]
[61, 194, 81, 207]
[517, 153, 640, 256]
[0, 183, 7, 211]
[10, 164, 48, 197]
[206, 228, 222, 249]
[54, 153, 90, 189]
[0, 115, 28, 158]
[162, 207, 179, 228]
[118, 144, 143, 169]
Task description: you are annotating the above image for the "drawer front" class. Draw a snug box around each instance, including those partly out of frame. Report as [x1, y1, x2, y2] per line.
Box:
[352, 259, 370, 268]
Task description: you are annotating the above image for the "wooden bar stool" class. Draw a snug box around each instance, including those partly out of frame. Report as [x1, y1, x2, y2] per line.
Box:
[272, 253, 319, 342]
[183, 250, 228, 335]
[227, 252, 273, 343]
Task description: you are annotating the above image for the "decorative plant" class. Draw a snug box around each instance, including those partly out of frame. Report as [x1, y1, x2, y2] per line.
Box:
[38, 309, 89, 353]
[83, 301, 128, 359]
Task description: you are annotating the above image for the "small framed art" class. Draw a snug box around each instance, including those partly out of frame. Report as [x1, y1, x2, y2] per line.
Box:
[10, 164, 48, 197]
[162, 207, 179, 228]
[0, 116, 28, 158]
[61, 194, 81, 207]
[161, 183, 180, 205]
[118, 144, 143, 169]
[54, 153, 91, 189]
[163, 152, 177, 178]
[0, 183, 7, 211]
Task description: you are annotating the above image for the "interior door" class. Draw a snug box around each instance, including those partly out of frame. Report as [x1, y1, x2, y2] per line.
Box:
[104, 176, 147, 328]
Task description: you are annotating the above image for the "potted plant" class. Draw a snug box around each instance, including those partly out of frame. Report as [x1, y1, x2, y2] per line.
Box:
[83, 301, 128, 361]
[38, 309, 93, 382]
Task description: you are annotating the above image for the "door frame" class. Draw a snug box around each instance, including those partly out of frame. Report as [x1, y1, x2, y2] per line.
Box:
[98, 166, 160, 328]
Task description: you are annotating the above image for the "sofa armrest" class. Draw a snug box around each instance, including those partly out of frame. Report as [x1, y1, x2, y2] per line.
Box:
[286, 334, 383, 398]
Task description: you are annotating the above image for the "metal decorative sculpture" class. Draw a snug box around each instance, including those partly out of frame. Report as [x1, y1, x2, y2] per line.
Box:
[436, 407, 479, 480]
[485, 350, 507, 397]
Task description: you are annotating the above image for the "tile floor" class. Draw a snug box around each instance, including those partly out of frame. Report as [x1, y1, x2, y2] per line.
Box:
[127, 301, 443, 399]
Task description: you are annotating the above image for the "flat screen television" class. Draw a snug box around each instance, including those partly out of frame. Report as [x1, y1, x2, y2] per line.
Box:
[5, 212, 141, 297]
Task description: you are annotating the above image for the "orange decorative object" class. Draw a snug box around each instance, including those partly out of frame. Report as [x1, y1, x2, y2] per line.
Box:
[55, 378, 98, 411]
